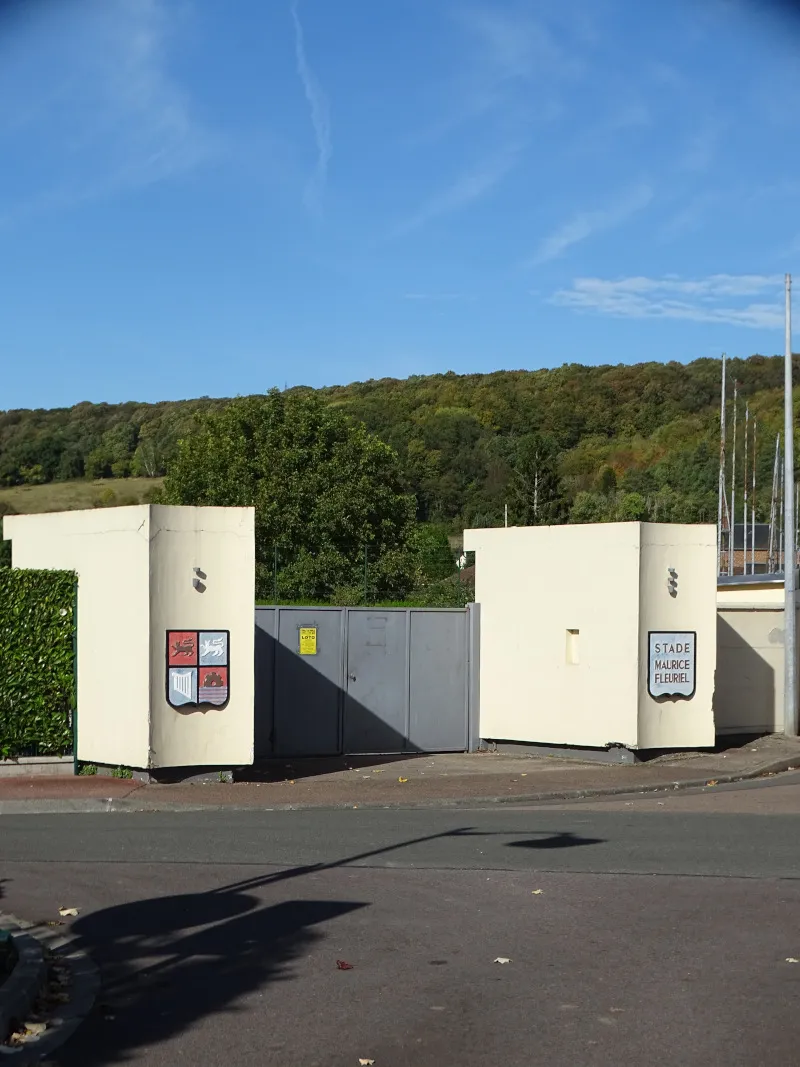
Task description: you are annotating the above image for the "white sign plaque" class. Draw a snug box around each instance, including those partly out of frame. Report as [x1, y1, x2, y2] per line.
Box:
[648, 631, 696, 699]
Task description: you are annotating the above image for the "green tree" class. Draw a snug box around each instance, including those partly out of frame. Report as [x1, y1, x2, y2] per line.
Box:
[162, 390, 416, 600]
[407, 523, 455, 585]
[595, 464, 617, 494]
[569, 491, 612, 524]
[509, 434, 567, 525]
[19, 464, 46, 485]
[615, 492, 649, 521]
[84, 448, 113, 480]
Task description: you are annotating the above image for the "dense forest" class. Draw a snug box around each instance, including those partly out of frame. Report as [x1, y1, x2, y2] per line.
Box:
[0, 355, 795, 530]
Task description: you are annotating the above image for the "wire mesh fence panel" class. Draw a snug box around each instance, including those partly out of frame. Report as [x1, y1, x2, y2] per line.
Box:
[255, 545, 475, 607]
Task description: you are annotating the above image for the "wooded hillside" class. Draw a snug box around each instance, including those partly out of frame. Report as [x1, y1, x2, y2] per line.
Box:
[1, 355, 793, 528]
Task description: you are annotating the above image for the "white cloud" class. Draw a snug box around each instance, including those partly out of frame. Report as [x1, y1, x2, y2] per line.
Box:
[551, 274, 784, 329]
[407, 5, 579, 147]
[0, 0, 217, 224]
[458, 6, 569, 85]
[403, 292, 462, 301]
[101, 0, 215, 183]
[290, 0, 331, 211]
[530, 185, 653, 265]
[392, 144, 519, 236]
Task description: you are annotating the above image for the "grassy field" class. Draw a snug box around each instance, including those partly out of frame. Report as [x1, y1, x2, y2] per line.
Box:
[0, 477, 163, 515]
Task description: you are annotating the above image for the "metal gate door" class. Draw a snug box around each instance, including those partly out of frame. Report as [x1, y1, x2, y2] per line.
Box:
[408, 609, 470, 752]
[344, 611, 408, 753]
[257, 607, 345, 758]
[255, 605, 478, 758]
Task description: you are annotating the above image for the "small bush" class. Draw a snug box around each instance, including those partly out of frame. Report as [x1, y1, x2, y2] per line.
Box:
[0, 570, 76, 759]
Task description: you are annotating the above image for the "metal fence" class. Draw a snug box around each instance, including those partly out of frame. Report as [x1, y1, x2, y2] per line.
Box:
[256, 545, 474, 607]
[254, 604, 479, 759]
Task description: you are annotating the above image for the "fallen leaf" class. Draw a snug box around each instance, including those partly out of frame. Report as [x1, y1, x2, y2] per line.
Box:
[786, 957, 799, 964]
[289, 780, 295, 785]
[45, 921, 65, 927]
[58, 907, 79, 918]
[359, 1060, 375, 1066]
[336, 960, 354, 970]
[531, 889, 543, 895]
[373, 769, 383, 773]
[23, 1021, 47, 1036]
[398, 777, 408, 783]
[705, 780, 718, 787]
[494, 957, 512, 964]
[521, 773, 528, 777]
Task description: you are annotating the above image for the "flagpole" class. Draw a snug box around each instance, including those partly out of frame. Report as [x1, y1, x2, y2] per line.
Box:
[784, 273, 797, 736]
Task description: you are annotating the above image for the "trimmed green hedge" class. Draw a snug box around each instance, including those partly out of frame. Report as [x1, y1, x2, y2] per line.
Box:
[0, 570, 76, 759]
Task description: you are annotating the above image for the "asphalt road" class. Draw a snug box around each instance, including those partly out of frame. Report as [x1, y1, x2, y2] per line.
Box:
[2, 782, 800, 1067]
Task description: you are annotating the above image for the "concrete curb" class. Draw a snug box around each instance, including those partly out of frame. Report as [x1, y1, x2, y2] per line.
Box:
[0, 799, 117, 816]
[0, 756, 797, 815]
[0, 915, 99, 1064]
[0, 927, 46, 1052]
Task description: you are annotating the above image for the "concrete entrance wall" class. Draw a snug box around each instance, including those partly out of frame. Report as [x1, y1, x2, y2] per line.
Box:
[464, 522, 717, 750]
[4, 505, 255, 769]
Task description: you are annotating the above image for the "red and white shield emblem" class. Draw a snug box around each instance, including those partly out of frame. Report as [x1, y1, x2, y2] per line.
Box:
[167, 630, 229, 709]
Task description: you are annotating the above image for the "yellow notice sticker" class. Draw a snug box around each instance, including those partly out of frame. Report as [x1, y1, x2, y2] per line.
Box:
[299, 627, 317, 655]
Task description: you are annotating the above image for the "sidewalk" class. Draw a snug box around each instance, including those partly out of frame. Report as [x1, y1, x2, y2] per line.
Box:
[2, 735, 800, 814]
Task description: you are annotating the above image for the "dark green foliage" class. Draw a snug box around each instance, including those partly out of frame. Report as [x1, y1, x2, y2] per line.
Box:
[0, 354, 794, 530]
[508, 433, 568, 526]
[0, 570, 76, 758]
[162, 390, 416, 601]
[0, 506, 15, 568]
[407, 523, 456, 584]
[0, 397, 224, 487]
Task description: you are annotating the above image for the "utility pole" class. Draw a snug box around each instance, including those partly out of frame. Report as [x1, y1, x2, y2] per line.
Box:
[730, 381, 738, 576]
[744, 403, 749, 576]
[769, 434, 780, 572]
[784, 273, 797, 736]
[752, 419, 757, 575]
[717, 354, 726, 575]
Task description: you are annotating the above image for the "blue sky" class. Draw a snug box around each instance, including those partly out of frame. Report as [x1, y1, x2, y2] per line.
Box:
[2, 0, 800, 408]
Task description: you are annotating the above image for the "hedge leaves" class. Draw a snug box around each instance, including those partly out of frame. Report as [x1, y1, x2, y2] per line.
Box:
[0, 570, 76, 758]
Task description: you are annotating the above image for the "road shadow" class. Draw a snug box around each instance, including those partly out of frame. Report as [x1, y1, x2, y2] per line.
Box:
[52, 879, 367, 1067]
[48, 823, 605, 1064]
[506, 832, 604, 850]
[240, 753, 424, 783]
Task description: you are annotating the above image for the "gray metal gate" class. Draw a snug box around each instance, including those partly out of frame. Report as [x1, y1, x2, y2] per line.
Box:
[254, 605, 479, 758]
